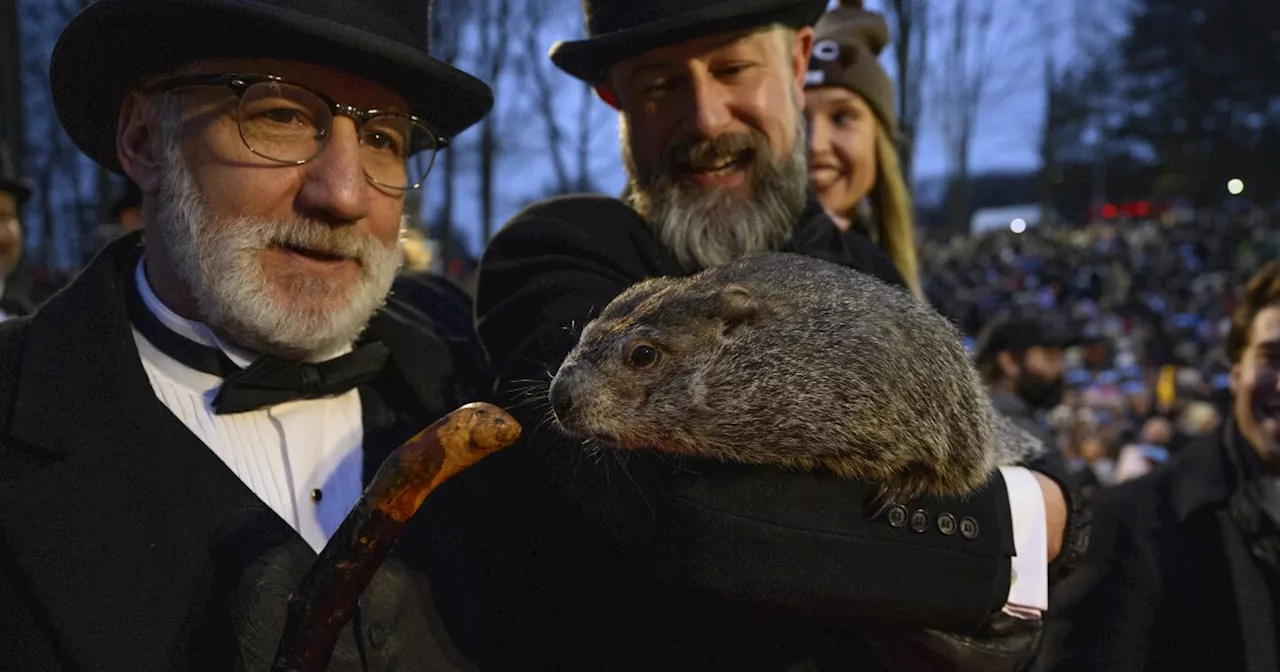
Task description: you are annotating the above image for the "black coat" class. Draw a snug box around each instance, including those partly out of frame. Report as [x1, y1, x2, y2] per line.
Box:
[426, 194, 1023, 671]
[0, 233, 491, 671]
[1035, 424, 1280, 672]
[0, 274, 34, 318]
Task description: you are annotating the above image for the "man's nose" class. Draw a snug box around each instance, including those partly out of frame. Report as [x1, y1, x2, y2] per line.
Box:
[685, 76, 734, 138]
[296, 117, 371, 224]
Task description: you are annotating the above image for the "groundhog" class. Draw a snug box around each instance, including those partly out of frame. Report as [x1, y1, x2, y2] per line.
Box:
[548, 251, 1044, 506]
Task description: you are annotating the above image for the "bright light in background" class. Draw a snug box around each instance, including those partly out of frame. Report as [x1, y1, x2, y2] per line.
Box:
[1228, 178, 1245, 195]
[1010, 218, 1027, 233]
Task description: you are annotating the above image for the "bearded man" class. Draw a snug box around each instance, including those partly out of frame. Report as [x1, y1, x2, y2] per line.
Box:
[0, 0, 496, 669]
[427, 1, 1088, 670]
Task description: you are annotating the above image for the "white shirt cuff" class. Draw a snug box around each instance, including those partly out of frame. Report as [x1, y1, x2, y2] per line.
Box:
[999, 465, 1049, 615]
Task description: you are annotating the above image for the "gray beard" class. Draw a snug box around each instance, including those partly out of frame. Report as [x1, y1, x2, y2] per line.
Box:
[151, 147, 404, 361]
[623, 121, 809, 272]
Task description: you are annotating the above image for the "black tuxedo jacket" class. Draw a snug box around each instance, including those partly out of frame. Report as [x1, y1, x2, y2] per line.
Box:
[424, 194, 1021, 671]
[0, 233, 490, 671]
[0, 274, 34, 318]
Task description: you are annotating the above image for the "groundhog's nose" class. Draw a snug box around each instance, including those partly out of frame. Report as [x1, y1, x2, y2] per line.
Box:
[549, 366, 579, 421]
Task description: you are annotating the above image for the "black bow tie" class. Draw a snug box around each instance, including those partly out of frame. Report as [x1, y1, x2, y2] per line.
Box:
[126, 271, 389, 415]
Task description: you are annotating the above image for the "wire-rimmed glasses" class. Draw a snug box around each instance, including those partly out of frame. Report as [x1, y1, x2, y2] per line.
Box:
[141, 73, 443, 190]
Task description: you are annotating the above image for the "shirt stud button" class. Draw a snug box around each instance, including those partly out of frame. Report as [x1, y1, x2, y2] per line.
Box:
[310, 488, 323, 503]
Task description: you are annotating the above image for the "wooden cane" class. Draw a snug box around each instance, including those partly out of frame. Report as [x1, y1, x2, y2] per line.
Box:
[270, 402, 521, 672]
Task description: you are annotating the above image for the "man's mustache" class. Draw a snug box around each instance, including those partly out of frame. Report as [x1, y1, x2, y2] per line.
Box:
[255, 217, 380, 266]
[659, 131, 771, 179]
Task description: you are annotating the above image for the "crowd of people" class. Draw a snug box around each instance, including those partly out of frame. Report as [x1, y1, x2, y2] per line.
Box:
[921, 208, 1277, 495]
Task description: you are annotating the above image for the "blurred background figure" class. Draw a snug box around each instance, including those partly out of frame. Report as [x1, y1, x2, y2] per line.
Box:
[976, 315, 1067, 444]
[0, 139, 33, 321]
[804, 0, 921, 298]
[111, 179, 142, 232]
[401, 226, 436, 274]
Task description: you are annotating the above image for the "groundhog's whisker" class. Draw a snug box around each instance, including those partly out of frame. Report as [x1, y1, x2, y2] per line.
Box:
[506, 394, 551, 413]
[607, 449, 654, 515]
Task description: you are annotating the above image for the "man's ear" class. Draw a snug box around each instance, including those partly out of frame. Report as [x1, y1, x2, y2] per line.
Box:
[997, 351, 1022, 380]
[116, 92, 171, 197]
[1230, 361, 1243, 397]
[719, 285, 765, 337]
[594, 83, 621, 110]
[789, 26, 816, 103]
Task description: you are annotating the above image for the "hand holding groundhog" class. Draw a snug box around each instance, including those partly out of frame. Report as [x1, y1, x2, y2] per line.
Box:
[549, 252, 1044, 507]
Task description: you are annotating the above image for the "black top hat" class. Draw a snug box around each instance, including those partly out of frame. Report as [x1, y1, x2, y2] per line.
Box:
[49, 0, 494, 175]
[0, 140, 32, 206]
[550, 0, 829, 84]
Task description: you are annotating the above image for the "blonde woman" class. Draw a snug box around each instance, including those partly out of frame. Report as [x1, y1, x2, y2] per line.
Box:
[805, 0, 921, 298]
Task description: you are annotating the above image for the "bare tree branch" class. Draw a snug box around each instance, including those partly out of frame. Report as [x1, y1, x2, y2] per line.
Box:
[519, 0, 572, 193]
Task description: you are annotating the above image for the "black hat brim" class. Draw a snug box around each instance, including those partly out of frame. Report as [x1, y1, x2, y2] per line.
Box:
[0, 177, 32, 206]
[50, 0, 494, 175]
[550, 0, 829, 84]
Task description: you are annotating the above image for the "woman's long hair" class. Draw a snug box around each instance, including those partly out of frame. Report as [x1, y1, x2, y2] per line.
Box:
[859, 123, 922, 299]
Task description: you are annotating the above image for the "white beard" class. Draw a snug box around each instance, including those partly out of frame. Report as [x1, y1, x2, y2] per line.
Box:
[151, 148, 404, 361]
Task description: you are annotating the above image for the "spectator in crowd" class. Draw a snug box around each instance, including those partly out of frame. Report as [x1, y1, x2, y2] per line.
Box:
[923, 205, 1277, 487]
[975, 315, 1068, 451]
[1112, 415, 1174, 483]
[1070, 432, 1118, 497]
[803, 0, 921, 297]
[0, 139, 34, 320]
[1037, 259, 1280, 671]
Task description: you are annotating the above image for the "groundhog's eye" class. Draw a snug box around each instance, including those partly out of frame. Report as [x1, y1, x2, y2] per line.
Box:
[627, 343, 660, 369]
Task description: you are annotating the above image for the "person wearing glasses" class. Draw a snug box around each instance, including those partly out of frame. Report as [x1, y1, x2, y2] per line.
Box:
[0, 0, 494, 669]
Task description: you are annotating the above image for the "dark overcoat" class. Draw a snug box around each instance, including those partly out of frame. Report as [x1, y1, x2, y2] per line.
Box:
[1035, 423, 1280, 672]
[0, 232, 492, 672]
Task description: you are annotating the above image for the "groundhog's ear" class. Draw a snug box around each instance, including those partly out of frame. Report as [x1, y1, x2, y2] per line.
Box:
[718, 285, 763, 336]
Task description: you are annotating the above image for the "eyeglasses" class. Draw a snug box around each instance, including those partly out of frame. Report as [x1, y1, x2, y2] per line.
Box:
[141, 73, 444, 190]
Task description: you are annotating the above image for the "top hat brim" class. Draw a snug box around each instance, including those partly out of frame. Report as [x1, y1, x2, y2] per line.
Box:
[550, 0, 829, 84]
[0, 177, 32, 206]
[49, 0, 494, 175]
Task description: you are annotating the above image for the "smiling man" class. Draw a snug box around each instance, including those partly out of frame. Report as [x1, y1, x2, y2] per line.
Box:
[1038, 260, 1280, 671]
[440, 1, 1087, 670]
[0, 0, 494, 669]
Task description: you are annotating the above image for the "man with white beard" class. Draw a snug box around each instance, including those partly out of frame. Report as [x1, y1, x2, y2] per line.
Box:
[0, 0, 497, 669]
[438, 1, 1088, 670]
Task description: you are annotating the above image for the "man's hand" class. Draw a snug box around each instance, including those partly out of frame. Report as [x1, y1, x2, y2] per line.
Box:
[1034, 472, 1067, 564]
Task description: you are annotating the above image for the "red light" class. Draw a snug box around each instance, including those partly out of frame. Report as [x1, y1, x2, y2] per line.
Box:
[1133, 201, 1150, 217]
[1101, 204, 1118, 219]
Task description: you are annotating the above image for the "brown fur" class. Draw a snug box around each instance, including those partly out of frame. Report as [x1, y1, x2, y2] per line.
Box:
[549, 252, 1045, 505]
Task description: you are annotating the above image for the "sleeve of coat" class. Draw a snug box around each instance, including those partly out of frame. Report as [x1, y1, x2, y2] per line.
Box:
[475, 196, 1019, 632]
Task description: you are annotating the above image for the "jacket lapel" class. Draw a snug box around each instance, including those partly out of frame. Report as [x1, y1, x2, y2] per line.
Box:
[0, 233, 301, 670]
